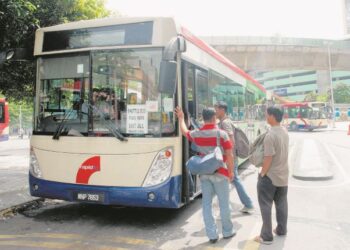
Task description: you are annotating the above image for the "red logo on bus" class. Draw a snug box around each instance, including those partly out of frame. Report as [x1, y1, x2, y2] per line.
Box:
[76, 156, 100, 184]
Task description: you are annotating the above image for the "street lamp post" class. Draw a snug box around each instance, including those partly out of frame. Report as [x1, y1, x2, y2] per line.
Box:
[327, 43, 336, 128]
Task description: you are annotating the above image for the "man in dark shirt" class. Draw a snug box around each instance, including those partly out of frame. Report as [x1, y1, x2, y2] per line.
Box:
[215, 101, 255, 214]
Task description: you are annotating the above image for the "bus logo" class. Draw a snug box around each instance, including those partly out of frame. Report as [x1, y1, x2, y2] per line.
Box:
[76, 156, 100, 184]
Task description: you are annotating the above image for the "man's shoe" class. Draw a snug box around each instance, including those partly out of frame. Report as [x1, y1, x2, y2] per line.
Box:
[209, 238, 218, 244]
[273, 228, 287, 236]
[223, 232, 236, 239]
[240, 206, 255, 214]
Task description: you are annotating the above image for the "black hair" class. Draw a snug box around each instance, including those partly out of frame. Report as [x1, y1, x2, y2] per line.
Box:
[202, 108, 216, 122]
[215, 101, 228, 113]
[267, 106, 283, 122]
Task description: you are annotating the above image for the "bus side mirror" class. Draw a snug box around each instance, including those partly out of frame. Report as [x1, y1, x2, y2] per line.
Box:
[158, 61, 177, 95]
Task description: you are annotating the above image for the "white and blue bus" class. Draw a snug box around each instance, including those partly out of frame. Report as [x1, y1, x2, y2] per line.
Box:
[30, 17, 266, 208]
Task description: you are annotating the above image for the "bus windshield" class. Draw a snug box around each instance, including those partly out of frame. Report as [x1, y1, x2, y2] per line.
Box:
[35, 49, 176, 137]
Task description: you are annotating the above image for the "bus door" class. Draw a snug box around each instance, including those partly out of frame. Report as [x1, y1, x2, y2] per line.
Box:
[181, 62, 208, 201]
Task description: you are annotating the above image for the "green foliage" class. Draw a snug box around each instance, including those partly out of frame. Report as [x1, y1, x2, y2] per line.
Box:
[8, 100, 33, 132]
[316, 93, 328, 102]
[303, 92, 329, 103]
[333, 83, 350, 104]
[0, 0, 38, 49]
[0, 0, 112, 102]
[303, 92, 318, 102]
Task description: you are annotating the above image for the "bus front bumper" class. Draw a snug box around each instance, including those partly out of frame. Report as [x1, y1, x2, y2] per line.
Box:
[29, 173, 183, 208]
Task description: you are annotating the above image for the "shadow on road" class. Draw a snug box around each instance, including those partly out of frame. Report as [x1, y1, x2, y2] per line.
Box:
[20, 199, 201, 228]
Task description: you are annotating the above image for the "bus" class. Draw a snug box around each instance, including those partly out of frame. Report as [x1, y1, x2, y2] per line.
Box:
[0, 98, 10, 141]
[281, 102, 328, 131]
[29, 17, 266, 208]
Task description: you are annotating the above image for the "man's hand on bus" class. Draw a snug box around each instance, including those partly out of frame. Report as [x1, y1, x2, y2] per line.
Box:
[175, 106, 184, 120]
[175, 106, 189, 135]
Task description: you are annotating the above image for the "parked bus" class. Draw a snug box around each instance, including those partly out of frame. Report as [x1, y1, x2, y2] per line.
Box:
[0, 98, 9, 141]
[29, 17, 266, 208]
[281, 102, 328, 131]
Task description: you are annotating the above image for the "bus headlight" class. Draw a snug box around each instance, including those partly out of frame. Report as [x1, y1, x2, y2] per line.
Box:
[143, 147, 173, 187]
[29, 147, 42, 178]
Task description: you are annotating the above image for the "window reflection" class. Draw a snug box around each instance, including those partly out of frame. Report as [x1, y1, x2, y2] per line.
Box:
[92, 49, 175, 136]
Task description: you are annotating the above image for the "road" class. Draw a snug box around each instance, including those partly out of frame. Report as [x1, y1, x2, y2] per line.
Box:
[0, 137, 32, 211]
[0, 127, 349, 250]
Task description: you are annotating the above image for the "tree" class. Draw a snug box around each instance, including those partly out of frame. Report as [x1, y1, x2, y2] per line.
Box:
[303, 92, 329, 103]
[333, 83, 350, 104]
[303, 92, 318, 102]
[0, 0, 111, 102]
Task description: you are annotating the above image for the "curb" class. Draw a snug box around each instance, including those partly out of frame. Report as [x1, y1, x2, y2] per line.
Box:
[292, 175, 333, 181]
[0, 198, 44, 219]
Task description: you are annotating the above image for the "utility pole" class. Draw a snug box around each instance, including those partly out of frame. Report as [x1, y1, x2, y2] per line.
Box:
[19, 105, 23, 139]
[327, 43, 336, 128]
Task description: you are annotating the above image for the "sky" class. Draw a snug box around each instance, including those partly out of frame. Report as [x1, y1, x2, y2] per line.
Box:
[106, 0, 346, 39]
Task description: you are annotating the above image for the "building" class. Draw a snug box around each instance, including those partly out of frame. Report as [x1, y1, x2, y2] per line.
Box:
[254, 70, 350, 101]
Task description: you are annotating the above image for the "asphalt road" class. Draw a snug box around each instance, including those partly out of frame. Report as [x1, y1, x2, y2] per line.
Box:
[0, 128, 349, 250]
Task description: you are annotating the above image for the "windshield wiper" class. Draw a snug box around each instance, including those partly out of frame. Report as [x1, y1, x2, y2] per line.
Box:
[89, 103, 127, 142]
[52, 109, 75, 140]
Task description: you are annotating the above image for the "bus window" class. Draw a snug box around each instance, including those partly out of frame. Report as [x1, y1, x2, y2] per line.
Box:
[91, 49, 174, 136]
[195, 69, 209, 118]
[36, 55, 90, 133]
[209, 70, 245, 120]
[187, 66, 195, 118]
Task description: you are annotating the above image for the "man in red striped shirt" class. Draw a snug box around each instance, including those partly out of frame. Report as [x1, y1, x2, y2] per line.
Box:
[175, 106, 236, 243]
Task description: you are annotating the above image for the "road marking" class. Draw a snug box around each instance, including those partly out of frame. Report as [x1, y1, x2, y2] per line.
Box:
[111, 236, 154, 245]
[0, 240, 128, 250]
[0, 233, 154, 248]
[289, 180, 350, 189]
[323, 143, 350, 182]
[289, 139, 350, 189]
[242, 221, 261, 250]
[0, 240, 73, 249]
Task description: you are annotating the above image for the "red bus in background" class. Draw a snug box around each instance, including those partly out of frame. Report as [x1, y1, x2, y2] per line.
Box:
[281, 102, 328, 131]
[0, 98, 10, 141]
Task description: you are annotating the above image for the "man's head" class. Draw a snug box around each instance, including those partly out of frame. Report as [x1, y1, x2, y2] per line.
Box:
[266, 106, 283, 125]
[202, 108, 216, 124]
[214, 101, 227, 119]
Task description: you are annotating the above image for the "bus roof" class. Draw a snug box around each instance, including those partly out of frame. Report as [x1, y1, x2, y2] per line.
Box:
[180, 27, 265, 93]
[282, 102, 309, 107]
[35, 17, 265, 93]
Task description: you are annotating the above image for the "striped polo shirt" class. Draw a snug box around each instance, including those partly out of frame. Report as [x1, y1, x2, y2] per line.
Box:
[185, 124, 233, 177]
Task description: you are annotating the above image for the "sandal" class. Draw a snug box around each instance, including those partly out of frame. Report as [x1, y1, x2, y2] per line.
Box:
[254, 236, 273, 245]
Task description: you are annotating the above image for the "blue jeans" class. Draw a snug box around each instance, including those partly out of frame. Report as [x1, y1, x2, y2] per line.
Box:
[232, 158, 253, 208]
[200, 174, 235, 240]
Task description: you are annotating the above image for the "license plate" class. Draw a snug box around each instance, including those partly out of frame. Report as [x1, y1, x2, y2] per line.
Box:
[73, 191, 105, 203]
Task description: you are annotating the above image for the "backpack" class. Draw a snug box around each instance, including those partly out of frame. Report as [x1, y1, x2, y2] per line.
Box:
[248, 132, 267, 167]
[233, 125, 250, 158]
[221, 118, 250, 159]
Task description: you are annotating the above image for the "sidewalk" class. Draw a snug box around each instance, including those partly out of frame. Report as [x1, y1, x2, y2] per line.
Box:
[0, 137, 39, 215]
[327, 121, 350, 132]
